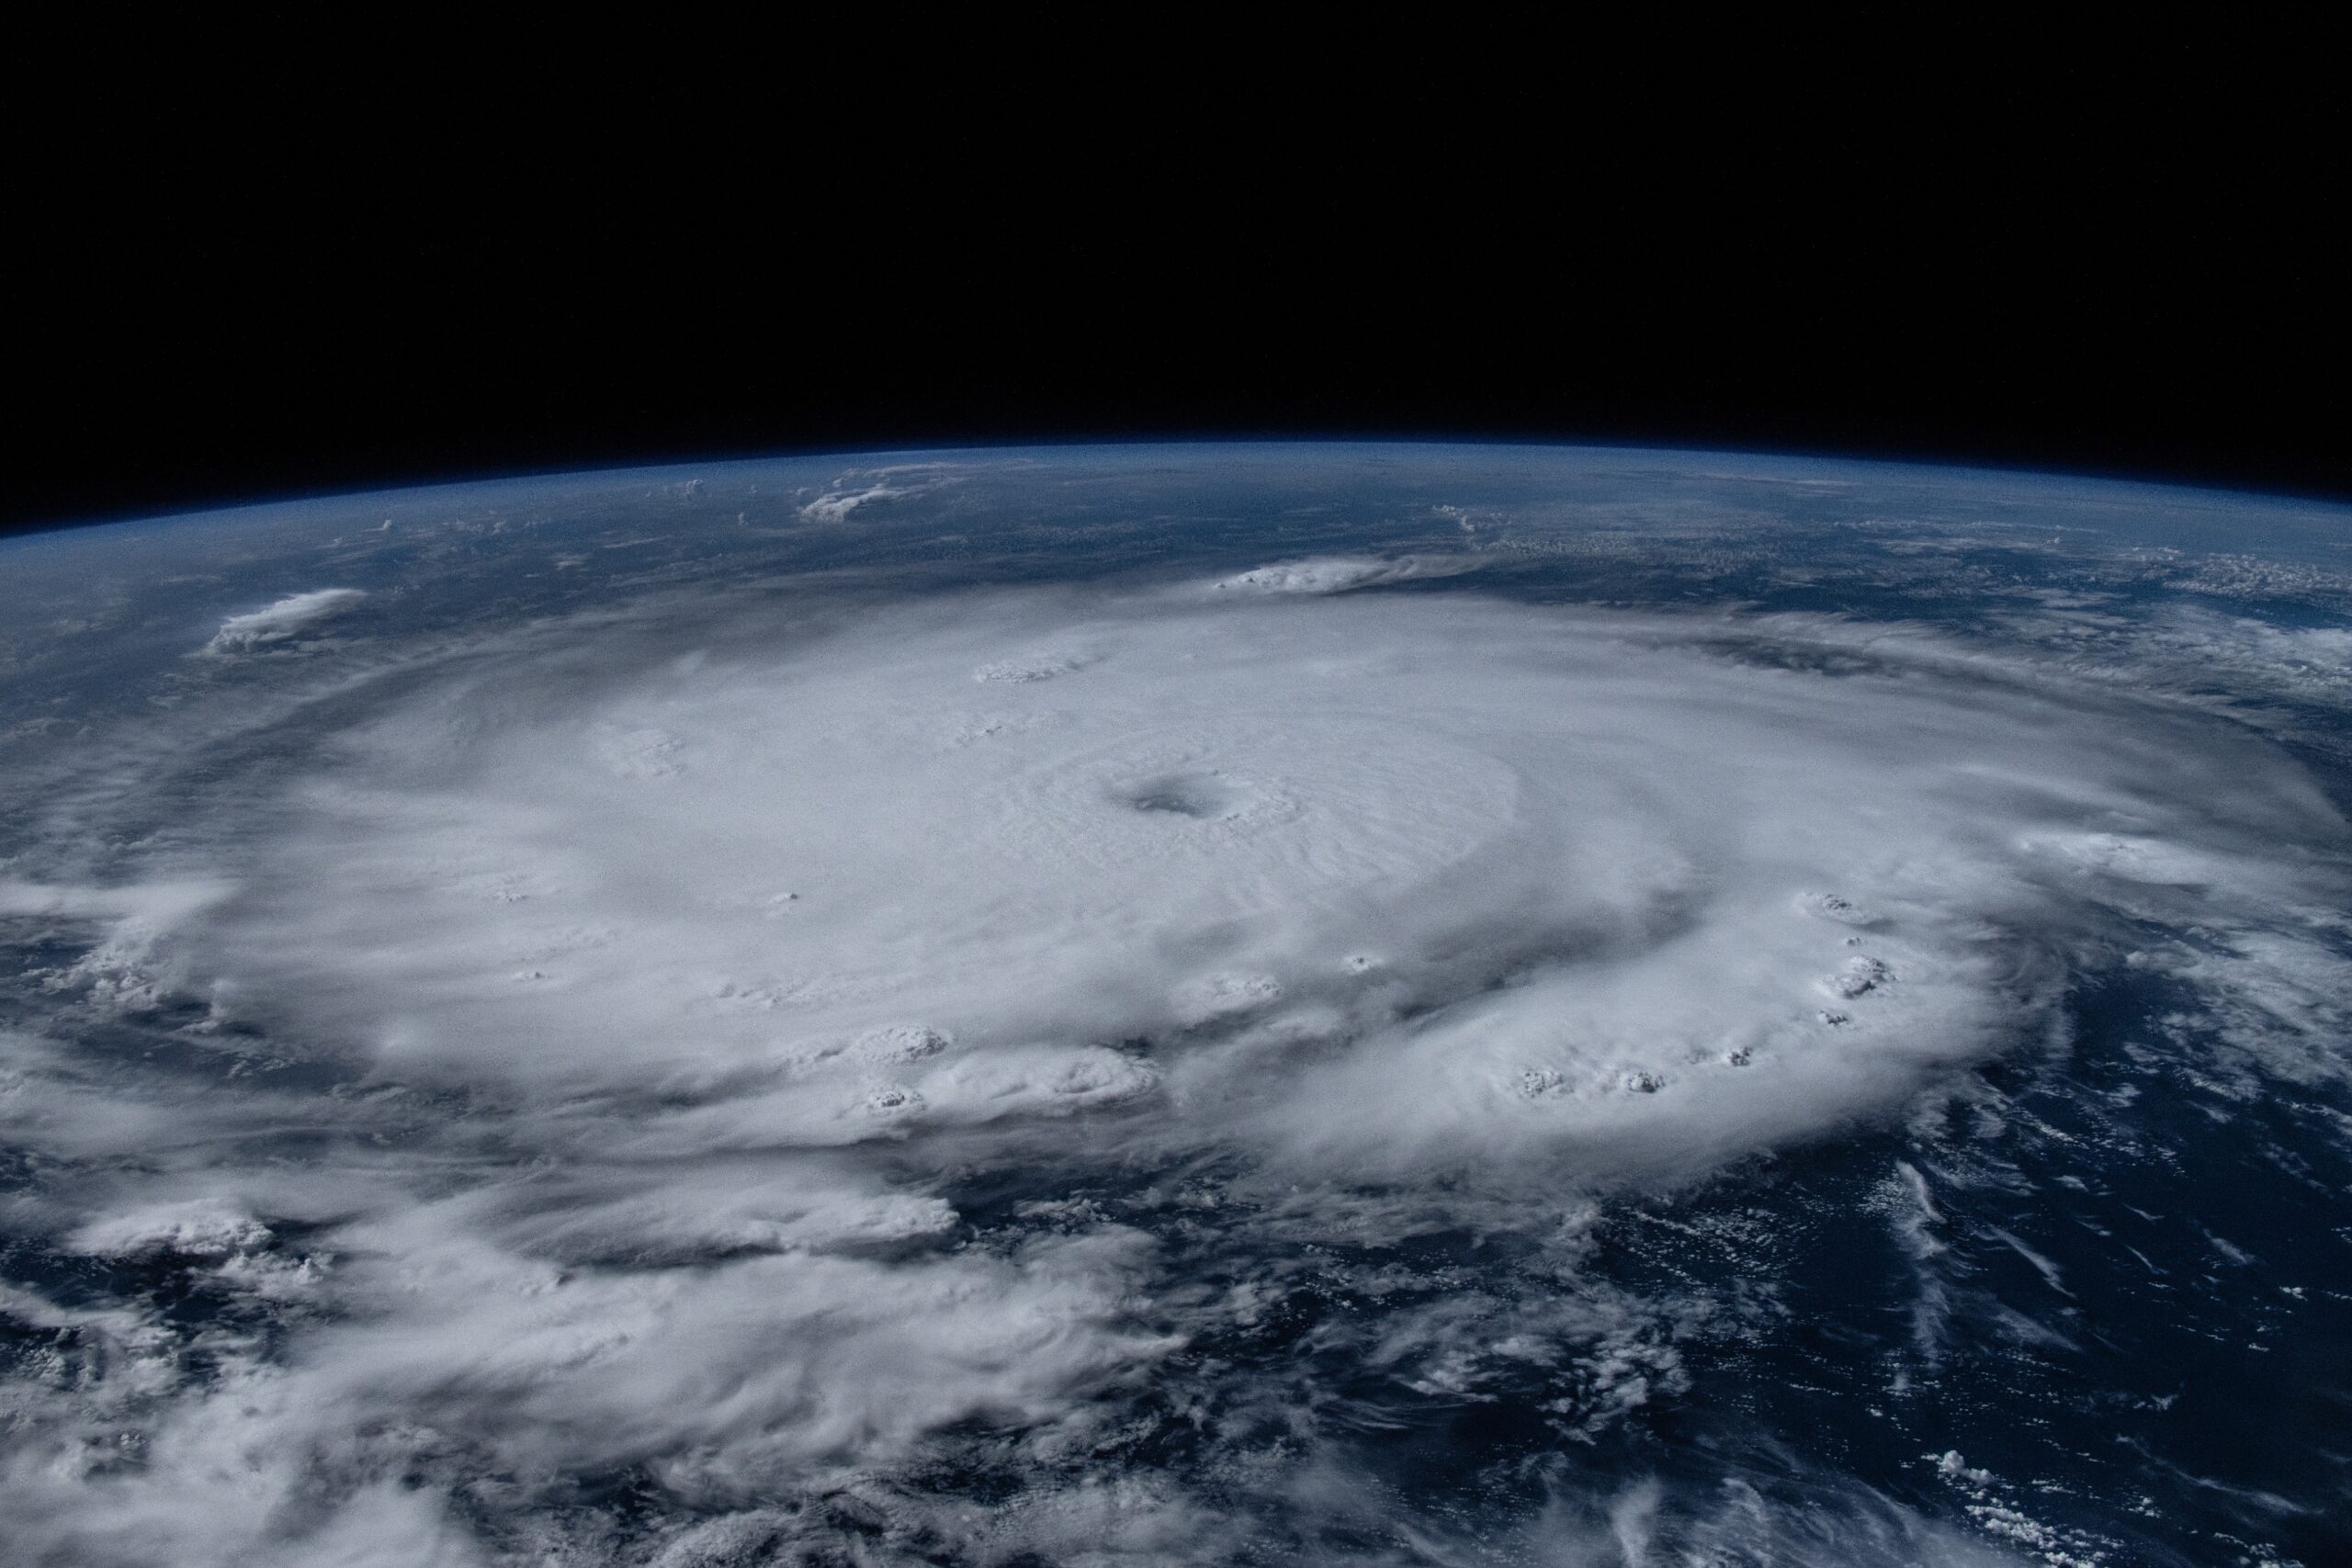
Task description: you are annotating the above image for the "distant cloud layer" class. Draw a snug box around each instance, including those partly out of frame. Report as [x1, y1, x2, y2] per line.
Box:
[6, 562, 2347, 1563]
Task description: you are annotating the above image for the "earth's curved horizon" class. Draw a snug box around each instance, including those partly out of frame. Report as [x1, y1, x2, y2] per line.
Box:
[3, 443, 2348, 1566]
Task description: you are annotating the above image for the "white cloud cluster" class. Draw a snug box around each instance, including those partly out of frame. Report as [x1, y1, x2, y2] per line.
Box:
[797, 481, 908, 523]
[200, 588, 367, 654]
[6, 572, 2346, 1562]
[794, 463, 953, 523]
[1204, 553, 1480, 594]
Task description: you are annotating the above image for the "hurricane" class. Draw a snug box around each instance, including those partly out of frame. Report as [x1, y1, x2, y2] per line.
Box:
[5, 445, 2348, 1566]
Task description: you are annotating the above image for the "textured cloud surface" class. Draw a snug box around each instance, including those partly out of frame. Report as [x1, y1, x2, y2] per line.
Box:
[6, 527, 2350, 1563]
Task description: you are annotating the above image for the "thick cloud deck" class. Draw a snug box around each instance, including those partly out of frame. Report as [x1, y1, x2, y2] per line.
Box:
[198, 592, 2336, 1169]
[12, 571, 2351, 1565]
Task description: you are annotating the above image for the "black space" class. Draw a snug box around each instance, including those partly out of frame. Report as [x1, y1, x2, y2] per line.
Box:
[5, 51, 2345, 536]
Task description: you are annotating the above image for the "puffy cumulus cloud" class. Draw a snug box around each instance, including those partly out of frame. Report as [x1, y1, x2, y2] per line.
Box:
[4, 573, 2347, 1563]
[0, 877, 232, 1015]
[200, 588, 367, 654]
[65, 1196, 275, 1258]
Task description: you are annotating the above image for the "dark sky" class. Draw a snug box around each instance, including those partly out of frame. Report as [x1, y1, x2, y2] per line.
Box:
[6, 51, 2343, 535]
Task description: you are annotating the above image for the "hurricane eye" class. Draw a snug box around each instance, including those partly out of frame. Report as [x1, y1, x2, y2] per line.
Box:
[1120, 773, 1236, 819]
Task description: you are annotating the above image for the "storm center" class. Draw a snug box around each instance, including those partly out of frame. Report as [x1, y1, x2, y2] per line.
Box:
[1120, 771, 1242, 818]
